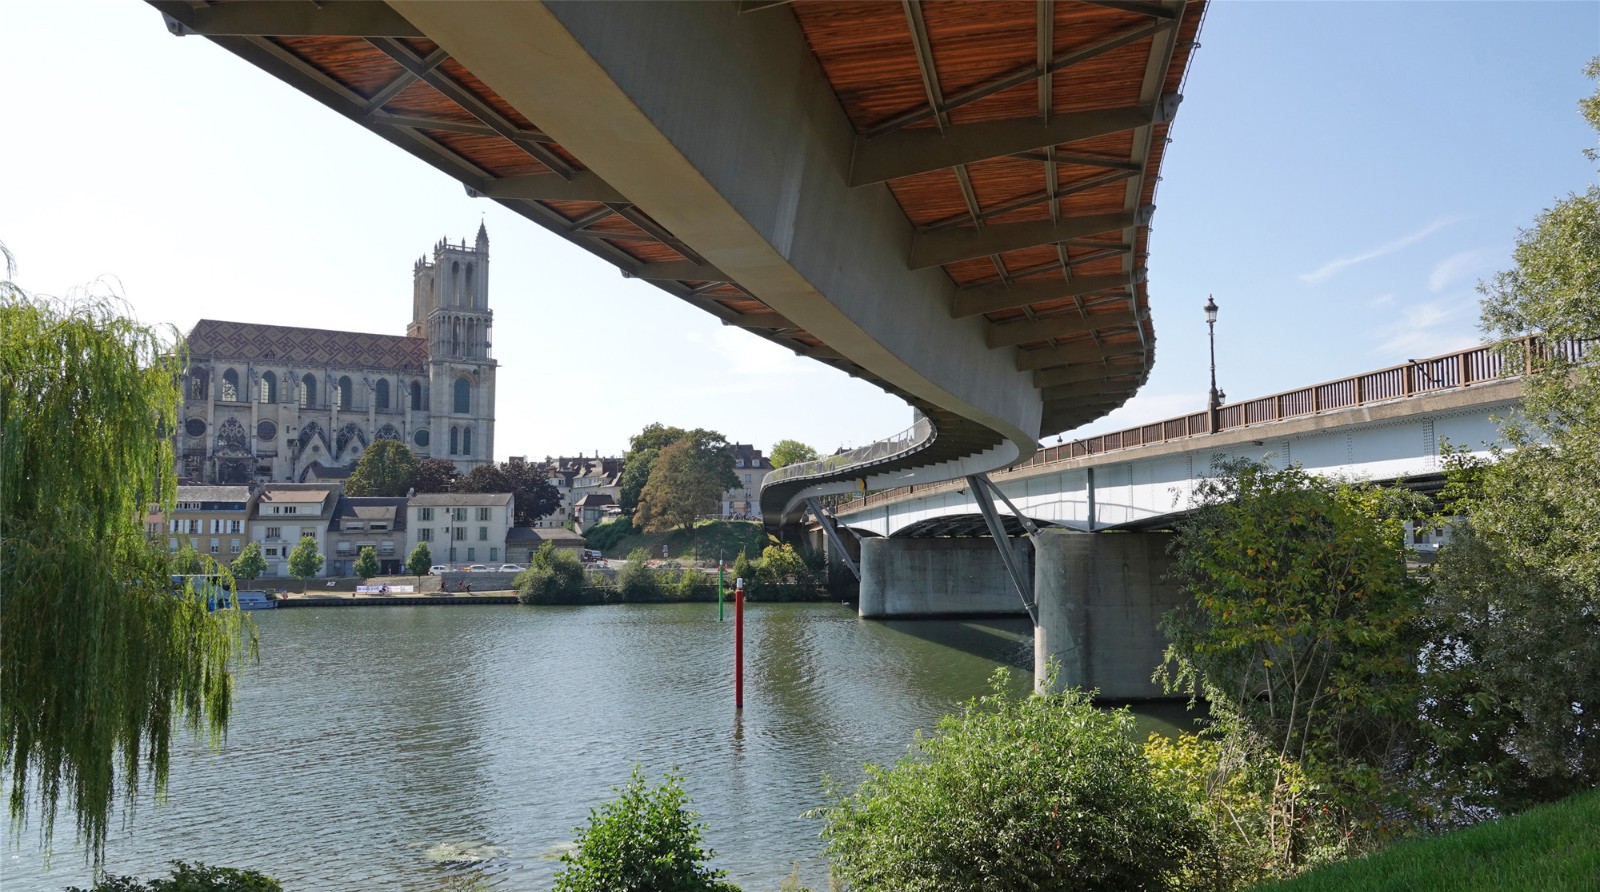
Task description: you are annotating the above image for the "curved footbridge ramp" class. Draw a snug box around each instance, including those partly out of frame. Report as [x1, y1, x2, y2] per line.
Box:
[149, 1, 1207, 525]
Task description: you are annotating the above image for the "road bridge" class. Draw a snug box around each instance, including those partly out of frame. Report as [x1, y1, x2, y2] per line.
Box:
[147, 0, 1206, 509]
[806, 338, 1585, 698]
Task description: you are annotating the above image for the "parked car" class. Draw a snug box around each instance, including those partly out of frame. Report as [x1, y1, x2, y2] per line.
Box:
[581, 549, 603, 563]
[464, 564, 490, 573]
[428, 564, 451, 575]
[497, 563, 525, 573]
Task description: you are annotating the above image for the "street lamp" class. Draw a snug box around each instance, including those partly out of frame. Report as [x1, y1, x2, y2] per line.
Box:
[1205, 296, 1221, 432]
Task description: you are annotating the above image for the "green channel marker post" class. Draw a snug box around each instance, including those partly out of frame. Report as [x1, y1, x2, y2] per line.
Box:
[718, 561, 724, 621]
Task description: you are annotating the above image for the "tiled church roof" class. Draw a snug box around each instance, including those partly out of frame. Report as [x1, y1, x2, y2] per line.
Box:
[186, 319, 429, 370]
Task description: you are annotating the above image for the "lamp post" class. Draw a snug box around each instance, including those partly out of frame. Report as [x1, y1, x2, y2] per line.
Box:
[1205, 296, 1221, 432]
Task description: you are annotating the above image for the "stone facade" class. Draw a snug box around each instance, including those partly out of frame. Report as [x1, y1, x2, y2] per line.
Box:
[176, 226, 498, 484]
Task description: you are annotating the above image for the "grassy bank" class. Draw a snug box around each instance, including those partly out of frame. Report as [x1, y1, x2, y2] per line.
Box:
[1252, 787, 1600, 892]
[586, 518, 774, 562]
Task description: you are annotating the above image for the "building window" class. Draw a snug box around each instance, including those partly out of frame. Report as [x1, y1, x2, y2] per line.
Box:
[337, 542, 353, 555]
[375, 378, 390, 411]
[453, 527, 466, 541]
[477, 507, 490, 521]
[231, 539, 241, 554]
[418, 507, 434, 521]
[229, 520, 242, 534]
[453, 378, 470, 414]
[265, 526, 281, 539]
[169, 537, 178, 551]
[410, 381, 423, 411]
[462, 427, 473, 456]
[260, 370, 277, 404]
[467, 547, 475, 561]
[187, 519, 200, 534]
[300, 374, 317, 409]
[418, 528, 433, 542]
[221, 369, 240, 402]
[490, 547, 497, 562]
[450, 427, 458, 455]
[453, 508, 467, 521]
[478, 526, 487, 541]
[209, 538, 219, 554]
[337, 376, 353, 411]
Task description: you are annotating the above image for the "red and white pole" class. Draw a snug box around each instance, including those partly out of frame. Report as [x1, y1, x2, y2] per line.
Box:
[734, 577, 745, 710]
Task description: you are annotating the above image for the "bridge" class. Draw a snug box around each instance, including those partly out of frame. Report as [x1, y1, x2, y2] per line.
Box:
[794, 338, 1585, 699]
[148, 0, 1207, 514]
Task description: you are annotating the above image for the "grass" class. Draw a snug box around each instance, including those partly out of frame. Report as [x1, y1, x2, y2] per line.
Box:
[1252, 787, 1600, 892]
[592, 518, 774, 563]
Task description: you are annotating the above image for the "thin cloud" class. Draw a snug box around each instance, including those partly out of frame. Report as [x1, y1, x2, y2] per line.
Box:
[1428, 249, 1489, 293]
[1367, 293, 1395, 307]
[1372, 298, 1476, 357]
[1300, 218, 1455, 285]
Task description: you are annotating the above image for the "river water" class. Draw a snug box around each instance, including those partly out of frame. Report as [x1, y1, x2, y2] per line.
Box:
[4, 603, 1191, 891]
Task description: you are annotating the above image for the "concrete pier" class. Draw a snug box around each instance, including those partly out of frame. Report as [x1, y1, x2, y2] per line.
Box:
[1032, 529, 1184, 699]
[858, 536, 1031, 618]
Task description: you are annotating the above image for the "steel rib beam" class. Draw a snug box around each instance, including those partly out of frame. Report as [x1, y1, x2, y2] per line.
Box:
[953, 273, 1133, 318]
[988, 309, 1147, 349]
[911, 210, 1141, 269]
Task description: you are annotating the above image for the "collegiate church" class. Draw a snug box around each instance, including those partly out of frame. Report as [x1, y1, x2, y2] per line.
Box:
[176, 225, 498, 485]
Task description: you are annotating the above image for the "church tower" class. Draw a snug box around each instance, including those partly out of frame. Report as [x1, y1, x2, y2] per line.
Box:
[411, 223, 497, 471]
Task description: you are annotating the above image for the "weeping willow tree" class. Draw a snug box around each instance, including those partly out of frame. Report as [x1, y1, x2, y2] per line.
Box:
[1, 245, 248, 863]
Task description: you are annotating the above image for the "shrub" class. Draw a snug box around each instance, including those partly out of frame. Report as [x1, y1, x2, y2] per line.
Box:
[671, 567, 716, 601]
[515, 542, 586, 604]
[554, 767, 739, 892]
[68, 861, 282, 892]
[583, 516, 634, 552]
[815, 668, 1206, 892]
[618, 548, 663, 601]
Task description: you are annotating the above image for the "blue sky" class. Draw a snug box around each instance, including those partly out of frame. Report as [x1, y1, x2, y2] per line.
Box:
[4, 2, 1595, 461]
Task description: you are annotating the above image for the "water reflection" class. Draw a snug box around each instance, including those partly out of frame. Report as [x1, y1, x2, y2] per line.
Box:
[5, 603, 1191, 891]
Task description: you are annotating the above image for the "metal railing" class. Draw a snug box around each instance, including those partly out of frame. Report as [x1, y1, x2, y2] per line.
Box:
[837, 335, 1588, 513]
[763, 415, 936, 489]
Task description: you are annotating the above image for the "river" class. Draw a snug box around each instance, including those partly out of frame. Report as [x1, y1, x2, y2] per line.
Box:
[3, 603, 1192, 891]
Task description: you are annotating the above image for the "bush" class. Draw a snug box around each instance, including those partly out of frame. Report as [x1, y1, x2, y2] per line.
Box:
[69, 861, 282, 892]
[670, 567, 716, 601]
[815, 668, 1206, 892]
[554, 767, 738, 892]
[515, 543, 586, 604]
[618, 548, 664, 601]
[582, 516, 634, 552]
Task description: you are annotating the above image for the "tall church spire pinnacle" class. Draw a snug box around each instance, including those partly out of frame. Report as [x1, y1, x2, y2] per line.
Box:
[475, 219, 489, 252]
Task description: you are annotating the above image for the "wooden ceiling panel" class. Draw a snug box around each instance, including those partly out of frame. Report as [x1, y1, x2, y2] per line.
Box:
[273, 35, 404, 97]
[438, 59, 540, 131]
[427, 131, 551, 178]
[887, 170, 973, 229]
[790, 2, 925, 133]
[382, 80, 476, 123]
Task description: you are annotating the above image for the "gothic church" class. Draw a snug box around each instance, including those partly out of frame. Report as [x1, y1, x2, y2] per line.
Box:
[177, 225, 498, 485]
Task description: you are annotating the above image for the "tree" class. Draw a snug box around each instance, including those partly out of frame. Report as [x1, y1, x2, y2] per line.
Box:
[352, 546, 380, 580]
[68, 860, 283, 892]
[554, 767, 737, 892]
[816, 669, 1205, 892]
[768, 439, 819, 469]
[634, 440, 725, 533]
[617, 446, 659, 515]
[406, 541, 432, 583]
[1159, 461, 1428, 822]
[502, 456, 561, 525]
[412, 457, 458, 494]
[1415, 59, 1600, 815]
[515, 542, 586, 605]
[2, 263, 243, 862]
[287, 535, 324, 591]
[345, 438, 419, 496]
[231, 542, 267, 581]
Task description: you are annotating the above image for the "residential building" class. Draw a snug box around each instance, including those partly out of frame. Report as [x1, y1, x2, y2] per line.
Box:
[250, 484, 341, 578]
[723, 444, 773, 519]
[327, 496, 409, 576]
[506, 526, 586, 564]
[573, 492, 617, 532]
[156, 484, 258, 561]
[406, 492, 513, 568]
[174, 226, 498, 485]
[540, 454, 623, 529]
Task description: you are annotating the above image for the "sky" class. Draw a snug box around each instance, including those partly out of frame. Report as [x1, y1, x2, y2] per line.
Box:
[4, 2, 1596, 462]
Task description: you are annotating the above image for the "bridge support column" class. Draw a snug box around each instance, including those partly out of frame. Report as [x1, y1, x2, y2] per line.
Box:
[859, 537, 1032, 618]
[1032, 529, 1185, 700]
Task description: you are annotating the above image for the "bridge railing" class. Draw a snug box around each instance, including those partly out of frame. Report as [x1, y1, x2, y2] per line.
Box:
[764, 415, 935, 488]
[838, 335, 1589, 513]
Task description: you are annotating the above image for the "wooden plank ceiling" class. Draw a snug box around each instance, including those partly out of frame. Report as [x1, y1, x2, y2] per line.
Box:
[150, 0, 1206, 439]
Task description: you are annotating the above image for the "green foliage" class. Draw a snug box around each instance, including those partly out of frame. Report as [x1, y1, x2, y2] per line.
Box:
[352, 546, 380, 580]
[515, 542, 587, 605]
[1250, 787, 1600, 892]
[406, 541, 432, 580]
[1160, 461, 1427, 826]
[553, 767, 738, 892]
[621, 424, 740, 520]
[1144, 726, 1344, 889]
[815, 668, 1206, 892]
[618, 548, 664, 601]
[636, 439, 733, 533]
[287, 535, 323, 588]
[2, 274, 246, 862]
[454, 460, 564, 525]
[670, 567, 716, 601]
[767, 439, 819, 469]
[229, 542, 267, 581]
[730, 550, 751, 587]
[344, 438, 418, 497]
[68, 861, 282, 892]
[412, 457, 458, 494]
[583, 516, 635, 552]
[753, 543, 808, 587]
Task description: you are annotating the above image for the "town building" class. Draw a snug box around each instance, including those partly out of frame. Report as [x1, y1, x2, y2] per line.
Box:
[155, 484, 258, 559]
[327, 495, 410, 576]
[506, 526, 586, 564]
[405, 492, 514, 568]
[174, 226, 498, 485]
[250, 484, 341, 578]
[722, 444, 774, 519]
[540, 455, 623, 529]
